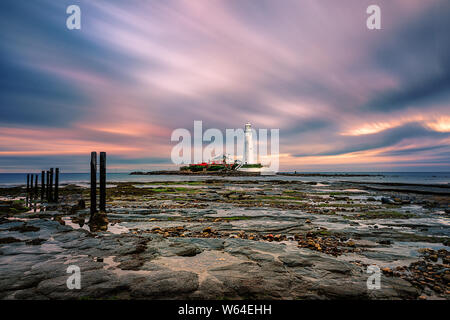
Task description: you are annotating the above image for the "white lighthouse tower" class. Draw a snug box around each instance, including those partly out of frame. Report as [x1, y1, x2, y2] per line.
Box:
[243, 122, 255, 164]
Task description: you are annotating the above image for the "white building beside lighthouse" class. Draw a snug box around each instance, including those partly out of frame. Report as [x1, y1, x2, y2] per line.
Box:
[243, 122, 255, 164]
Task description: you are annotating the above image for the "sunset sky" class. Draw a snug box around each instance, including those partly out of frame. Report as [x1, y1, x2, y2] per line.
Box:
[0, 0, 449, 172]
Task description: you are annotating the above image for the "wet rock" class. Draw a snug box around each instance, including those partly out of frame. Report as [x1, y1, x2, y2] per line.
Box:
[0, 200, 29, 215]
[36, 269, 119, 299]
[72, 216, 85, 227]
[346, 240, 356, 247]
[262, 234, 273, 242]
[208, 262, 290, 299]
[316, 280, 368, 299]
[117, 259, 145, 270]
[297, 233, 355, 256]
[191, 276, 229, 299]
[7, 224, 40, 233]
[130, 271, 199, 298]
[381, 197, 395, 204]
[429, 254, 438, 262]
[53, 216, 65, 226]
[25, 238, 46, 245]
[247, 252, 275, 263]
[279, 253, 313, 267]
[169, 242, 202, 257]
[360, 251, 408, 262]
[313, 256, 354, 275]
[370, 276, 419, 299]
[382, 267, 393, 275]
[89, 212, 108, 225]
[0, 237, 22, 244]
[202, 227, 213, 233]
[333, 196, 349, 201]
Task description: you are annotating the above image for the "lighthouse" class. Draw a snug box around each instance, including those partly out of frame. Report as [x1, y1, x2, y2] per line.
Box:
[243, 122, 255, 164]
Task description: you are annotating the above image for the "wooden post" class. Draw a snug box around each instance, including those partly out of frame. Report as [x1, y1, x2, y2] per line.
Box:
[41, 171, 45, 202]
[26, 174, 30, 206]
[99, 152, 106, 212]
[30, 174, 34, 207]
[34, 174, 38, 197]
[46, 171, 50, 200]
[54, 168, 59, 203]
[90, 152, 97, 216]
[34, 174, 38, 211]
[49, 168, 54, 202]
[30, 174, 34, 195]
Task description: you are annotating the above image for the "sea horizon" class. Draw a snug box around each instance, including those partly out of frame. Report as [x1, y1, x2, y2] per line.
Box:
[1, 171, 449, 187]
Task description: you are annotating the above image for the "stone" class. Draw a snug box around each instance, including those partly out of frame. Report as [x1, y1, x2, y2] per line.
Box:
[346, 240, 356, 247]
[169, 242, 202, 257]
[202, 227, 213, 233]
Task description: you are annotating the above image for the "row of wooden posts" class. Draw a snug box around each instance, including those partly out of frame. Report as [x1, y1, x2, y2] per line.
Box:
[24, 151, 107, 215]
[26, 168, 59, 206]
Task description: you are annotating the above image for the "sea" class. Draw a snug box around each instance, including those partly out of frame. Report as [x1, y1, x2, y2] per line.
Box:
[0, 172, 449, 187]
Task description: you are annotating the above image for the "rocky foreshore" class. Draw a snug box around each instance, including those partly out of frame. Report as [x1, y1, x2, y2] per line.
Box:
[0, 177, 449, 300]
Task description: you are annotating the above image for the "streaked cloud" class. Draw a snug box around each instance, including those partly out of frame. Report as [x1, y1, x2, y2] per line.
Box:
[0, 0, 449, 172]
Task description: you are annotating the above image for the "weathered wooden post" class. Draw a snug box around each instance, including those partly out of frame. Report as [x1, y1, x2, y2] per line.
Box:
[41, 171, 45, 202]
[30, 174, 34, 207]
[49, 168, 54, 202]
[26, 174, 30, 207]
[46, 170, 50, 200]
[34, 174, 38, 197]
[99, 152, 106, 212]
[33, 174, 37, 212]
[55, 168, 59, 203]
[90, 152, 97, 216]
